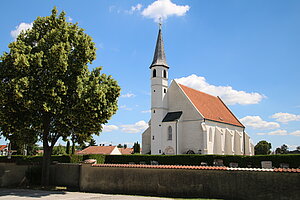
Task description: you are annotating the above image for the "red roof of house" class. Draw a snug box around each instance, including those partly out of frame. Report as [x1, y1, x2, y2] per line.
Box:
[77, 146, 117, 155]
[179, 84, 244, 127]
[119, 148, 133, 155]
[0, 145, 7, 151]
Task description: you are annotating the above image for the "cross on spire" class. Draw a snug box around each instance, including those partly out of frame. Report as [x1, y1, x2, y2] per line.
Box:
[158, 17, 162, 30]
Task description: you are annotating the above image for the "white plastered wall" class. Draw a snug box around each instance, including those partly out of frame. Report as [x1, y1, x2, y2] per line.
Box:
[142, 127, 151, 154]
[110, 147, 122, 155]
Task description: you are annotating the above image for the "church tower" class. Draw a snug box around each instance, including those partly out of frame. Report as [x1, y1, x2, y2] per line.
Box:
[150, 25, 169, 155]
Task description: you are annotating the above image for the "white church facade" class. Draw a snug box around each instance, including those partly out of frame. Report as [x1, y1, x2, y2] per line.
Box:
[142, 26, 254, 155]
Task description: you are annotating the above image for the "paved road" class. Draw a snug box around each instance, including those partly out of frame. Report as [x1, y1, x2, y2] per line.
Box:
[0, 188, 173, 200]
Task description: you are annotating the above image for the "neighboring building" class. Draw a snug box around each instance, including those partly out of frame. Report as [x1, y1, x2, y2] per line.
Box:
[0, 145, 8, 156]
[76, 146, 122, 155]
[142, 26, 254, 155]
[119, 147, 134, 155]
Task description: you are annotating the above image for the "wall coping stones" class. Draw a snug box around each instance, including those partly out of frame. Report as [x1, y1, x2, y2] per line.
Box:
[91, 163, 300, 173]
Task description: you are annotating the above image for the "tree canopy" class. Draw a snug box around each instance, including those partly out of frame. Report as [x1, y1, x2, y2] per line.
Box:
[0, 7, 120, 185]
[254, 140, 272, 155]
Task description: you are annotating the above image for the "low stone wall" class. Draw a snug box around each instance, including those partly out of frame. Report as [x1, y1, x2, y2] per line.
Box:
[0, 163, 29, 187]
[0, 163, 299, 200]
[80, 164, 300, 200]
[50, 163, 80, 189]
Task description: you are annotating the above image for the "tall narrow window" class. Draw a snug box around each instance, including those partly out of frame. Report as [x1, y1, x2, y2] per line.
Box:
[153, 69, 156, 77]
[163, 70, 167, 78]
[168, 126, 172, 140]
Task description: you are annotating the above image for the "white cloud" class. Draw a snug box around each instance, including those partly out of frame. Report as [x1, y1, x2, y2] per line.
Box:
[120, 120, 148, 133]
[125, 4, 143, 14]
[256, 129, 300, 136]
[271, 112, 300, 123]
[290, 130, 300, 136]
[121, 93, 136, 98]
[131, 4, 143, 12]
[141, 110, 151, 113]
[141, 0, 190, 22]
[175, 74, 265, 105]
[102, 125, 119, 132]
[120, 105, 133, 111]
[11, 22, 33, 39]
[240, 116, 280, 130]
[67, 16, 73, 22]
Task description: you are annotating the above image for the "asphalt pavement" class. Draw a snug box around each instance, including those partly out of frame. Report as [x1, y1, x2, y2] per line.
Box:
[0, 188, 173, 200]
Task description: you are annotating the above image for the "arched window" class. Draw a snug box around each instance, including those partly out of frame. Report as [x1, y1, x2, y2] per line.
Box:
[163, 70, 167, 78]
[168, 126, 172, 140]
[153, 69, 156, 77]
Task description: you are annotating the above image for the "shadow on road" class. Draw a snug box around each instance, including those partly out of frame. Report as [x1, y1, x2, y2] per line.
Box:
[0, 188, 66, 198]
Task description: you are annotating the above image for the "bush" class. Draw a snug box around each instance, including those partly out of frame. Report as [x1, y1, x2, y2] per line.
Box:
[70, 154, 105, 164]
[0, 155, 71, 165]
[104, 154, 300, 168]
[1, 154, 299, 168]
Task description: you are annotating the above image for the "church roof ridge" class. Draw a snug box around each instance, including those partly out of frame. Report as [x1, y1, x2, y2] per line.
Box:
[178, 83, 244, 128]
[177, 83, 219, 99]
[150, 25, 169, 68]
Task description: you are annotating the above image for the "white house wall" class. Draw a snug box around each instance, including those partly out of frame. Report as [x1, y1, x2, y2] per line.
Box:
[110, 147, 122, 155]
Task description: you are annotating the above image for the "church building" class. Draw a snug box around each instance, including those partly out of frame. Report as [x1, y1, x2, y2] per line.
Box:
[142, 26, 254, 155]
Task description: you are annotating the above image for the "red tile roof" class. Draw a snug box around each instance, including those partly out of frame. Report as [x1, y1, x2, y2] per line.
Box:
[119, 148, 133, 155]
[179, 84, 244, 127]
[0, 145, 7, 151]
[77, 146, 117, 155]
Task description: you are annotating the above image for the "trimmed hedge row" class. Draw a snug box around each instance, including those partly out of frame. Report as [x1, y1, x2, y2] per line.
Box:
[0, 155, 71, 165]
[104, 154, 300, 168]
[1, 154, 299, 168]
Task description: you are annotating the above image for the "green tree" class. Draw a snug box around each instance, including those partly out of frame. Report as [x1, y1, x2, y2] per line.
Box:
[52, 144, 66, 155]
[0, 8, 120, 185]
[297, 146, 300, 151]
[89, 138, 96, 146]
[254, 140, 272, 155]
[66, 141, 70, 154]
[280, 144, 289, 154]
[117, 144, 123, 148]
[133, 141, 140, 154]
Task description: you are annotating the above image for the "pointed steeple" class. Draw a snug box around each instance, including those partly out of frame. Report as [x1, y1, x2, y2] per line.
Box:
[150, 25, 169, 69]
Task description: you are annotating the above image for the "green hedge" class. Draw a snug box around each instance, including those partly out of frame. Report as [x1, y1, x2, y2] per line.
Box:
[0, 155, 71, 165]
[1, 154, 299, 168]
[104, 154, 300, 168]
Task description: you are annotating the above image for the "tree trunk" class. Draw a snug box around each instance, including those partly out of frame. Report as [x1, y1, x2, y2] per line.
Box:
[41, 145, 52, 186]
[41, 114, 52, 186]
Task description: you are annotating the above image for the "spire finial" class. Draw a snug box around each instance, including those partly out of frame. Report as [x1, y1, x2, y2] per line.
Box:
[158, 17, 162, 30]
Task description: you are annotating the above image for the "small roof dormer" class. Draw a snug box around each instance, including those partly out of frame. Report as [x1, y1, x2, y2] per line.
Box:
[150, 25, 169, 69]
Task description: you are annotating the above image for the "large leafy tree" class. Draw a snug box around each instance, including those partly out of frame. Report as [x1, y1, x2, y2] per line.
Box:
[0, 8, 120, 185]
[254, 140, 272, 155]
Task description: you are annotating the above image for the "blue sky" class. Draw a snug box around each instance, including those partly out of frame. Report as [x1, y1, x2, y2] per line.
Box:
[0, 0, 299, 151]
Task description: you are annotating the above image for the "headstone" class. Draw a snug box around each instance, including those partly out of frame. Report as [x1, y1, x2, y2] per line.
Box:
[200, 162, 208, 166]
[213, 159, 224, 166]
[139, 161, 146, 165]
[261, 161, 272, 169]
[229, 162, 238, 168]
[150, 161, 159, 165]
[128, 162, 135, 165]
[280, 163, 289, 169]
